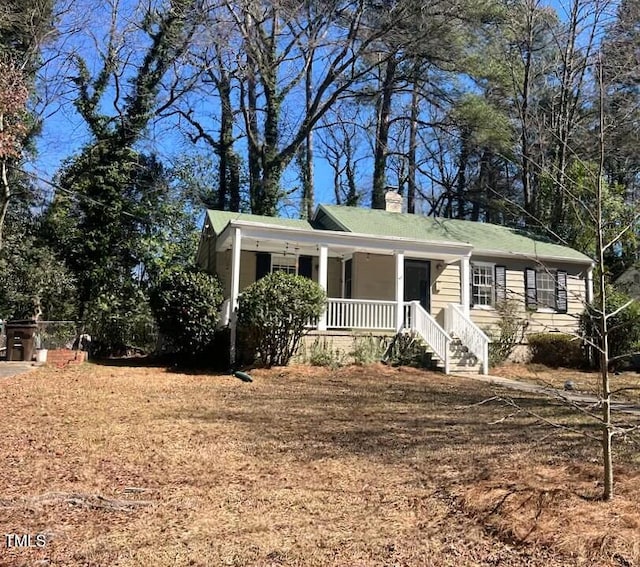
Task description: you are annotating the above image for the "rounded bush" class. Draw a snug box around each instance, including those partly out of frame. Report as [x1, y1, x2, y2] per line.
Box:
[237, 272, 325, 367]
[527, 332, 585, 368]
[150, 269, 224, 356]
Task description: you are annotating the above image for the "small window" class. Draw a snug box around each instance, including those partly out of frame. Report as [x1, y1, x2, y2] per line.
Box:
[271, 255, 297, 274]
[472, 263, 494, 307]
[536, 270, 556, 309]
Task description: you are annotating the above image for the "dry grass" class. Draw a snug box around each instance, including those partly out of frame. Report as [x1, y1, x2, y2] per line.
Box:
[1, 362, 640, 566]
[493, 362, 640, 404]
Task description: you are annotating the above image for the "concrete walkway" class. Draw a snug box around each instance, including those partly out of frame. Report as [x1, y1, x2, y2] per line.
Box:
[460, 372, 640, 417]
[0, 361, 39, 379]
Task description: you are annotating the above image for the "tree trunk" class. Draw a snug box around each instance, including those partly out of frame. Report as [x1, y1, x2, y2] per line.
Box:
[217, 62, 233, 210]
[0, 159, 10, 252]
[407, 67, 419, 214]
[300, 58, 314, 219]
[372, 57, 397, 209]
[596, 55, 613, 501]
[456, 130, 470, 219]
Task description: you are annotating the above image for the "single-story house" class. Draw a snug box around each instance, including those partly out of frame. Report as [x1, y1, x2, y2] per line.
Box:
[196, 192, 594, 374]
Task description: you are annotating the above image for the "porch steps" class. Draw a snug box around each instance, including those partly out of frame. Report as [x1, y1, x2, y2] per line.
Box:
[447, 336, 484, 374]
[414, 335, 483, 374]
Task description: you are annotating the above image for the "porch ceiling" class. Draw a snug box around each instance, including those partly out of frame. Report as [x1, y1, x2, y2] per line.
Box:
[216, 220, 472, 262]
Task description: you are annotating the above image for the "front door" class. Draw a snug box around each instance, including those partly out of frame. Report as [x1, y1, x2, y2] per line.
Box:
[404, 260, 431, 312]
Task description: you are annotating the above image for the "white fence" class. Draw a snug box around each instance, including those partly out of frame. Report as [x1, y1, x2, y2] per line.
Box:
[324, 298, 397, 330]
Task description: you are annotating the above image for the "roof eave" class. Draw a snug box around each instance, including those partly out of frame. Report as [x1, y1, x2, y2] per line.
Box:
[474, 247, 594, 266]
[218, 218, 473, 257]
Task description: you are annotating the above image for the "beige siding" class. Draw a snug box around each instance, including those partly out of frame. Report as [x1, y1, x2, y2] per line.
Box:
[196, 227, 217, 273]
[431, 262, 460, 325]
[466, 257, 588, 337]
[217, 251, 341, 298]
[215, 250, 256, 297]
[352, 253, 395, 300]
[312, 257, 342, 298]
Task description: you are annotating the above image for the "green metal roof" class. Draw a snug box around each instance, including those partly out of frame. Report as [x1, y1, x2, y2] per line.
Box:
[206, 210, 315, 235]
[317, 205, 592, 263]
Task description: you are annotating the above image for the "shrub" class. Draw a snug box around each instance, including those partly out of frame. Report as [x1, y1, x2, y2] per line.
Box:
[351, 334, 389, 365]
[383, 332, 433, 368]
[237, 272, 325, 367]
[307, 337, 347, 369]
[488, 299, 528, 367]
[527, 332, 585, 368]
[86, 286, 157, 357]
[150, 269, 224, 356]
[581, 286, 640, 369]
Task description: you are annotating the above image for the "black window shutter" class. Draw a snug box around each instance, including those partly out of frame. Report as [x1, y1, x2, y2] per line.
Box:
[495, 265, 507, 303]
[469, 265, 475, 307]
[556, 270, 568, 313]
[256, 252, 271, 280]
[345, 259, 352, 299]
[525, 268, 537, 310]
[298, 255, 312, 279]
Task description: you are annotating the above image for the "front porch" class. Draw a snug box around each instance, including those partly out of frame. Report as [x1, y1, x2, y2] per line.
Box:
[211, 219, 489, 374]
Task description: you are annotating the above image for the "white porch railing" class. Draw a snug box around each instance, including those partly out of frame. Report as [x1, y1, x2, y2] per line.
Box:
[444, 303, 490, 375]
[325, 298, 397, 330]
[407, 301, 451, 374]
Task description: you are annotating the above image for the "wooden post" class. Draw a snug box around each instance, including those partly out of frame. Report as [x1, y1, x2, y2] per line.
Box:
[229, 227, 242, 365]
[395, 252, 404, 332]
[317, 245, 328, 330]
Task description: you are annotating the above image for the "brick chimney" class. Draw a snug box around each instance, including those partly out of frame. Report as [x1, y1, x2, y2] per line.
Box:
[384, 189, 402, 213]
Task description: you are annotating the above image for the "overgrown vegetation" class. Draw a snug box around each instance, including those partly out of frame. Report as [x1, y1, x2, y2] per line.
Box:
[527, 333, 585, 368]
[237, 272, 325, 367]
[488, 299, 528, 367]
[307, 337, 347, 369]
[581, 286, 640, 370]
[150, 269, 223, 357]
[383, 332, 434, 368]
[351, 334, 389, 365]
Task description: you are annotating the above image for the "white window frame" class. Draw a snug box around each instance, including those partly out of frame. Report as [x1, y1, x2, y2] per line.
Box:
[471, 262, 495, 309]
[536, 269, 556, 311]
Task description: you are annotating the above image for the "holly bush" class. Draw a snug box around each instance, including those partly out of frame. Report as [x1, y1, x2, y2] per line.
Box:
[150, 269, 224, 356]
[237, 272, 325, 367]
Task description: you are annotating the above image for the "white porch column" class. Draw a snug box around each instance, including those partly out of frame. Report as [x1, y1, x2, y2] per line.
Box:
[317, 245, 328, 331]
[460, 255, 471, 317]
[229, 227, 242, 365]
[586, 265, 594, 305]
[395, 251, 404, 332]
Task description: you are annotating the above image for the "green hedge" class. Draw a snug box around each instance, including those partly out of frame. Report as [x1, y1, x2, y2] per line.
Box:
[527, 332, 585, 368]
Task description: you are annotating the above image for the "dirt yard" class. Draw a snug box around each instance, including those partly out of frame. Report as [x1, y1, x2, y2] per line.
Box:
[1, 362, 639, 566]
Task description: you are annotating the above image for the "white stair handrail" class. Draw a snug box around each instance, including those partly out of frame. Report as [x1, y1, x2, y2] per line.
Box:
[407, 301, 451, 374]
[445, 304, 490, 375]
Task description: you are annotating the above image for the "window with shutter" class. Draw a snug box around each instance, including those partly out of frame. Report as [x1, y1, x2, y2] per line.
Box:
[525, 267, 569, 313]
[556, 270, 568, 313]
[525, 268, 537, 310]
[536, 270, 556, 309]
[471, 263, 495, 307]
[495, 265, 507, 303]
